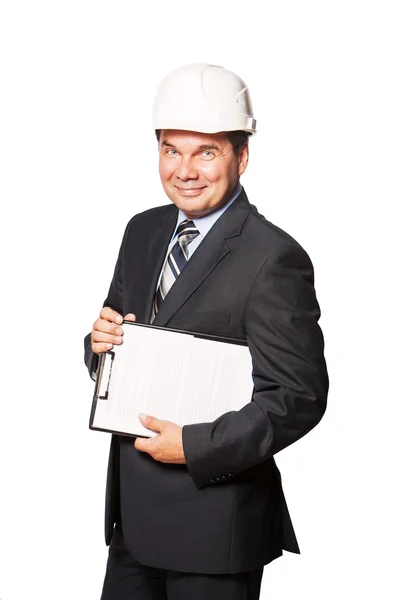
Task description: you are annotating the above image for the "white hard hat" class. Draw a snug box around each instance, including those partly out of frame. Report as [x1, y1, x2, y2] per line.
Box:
[153, 63, 256, 134]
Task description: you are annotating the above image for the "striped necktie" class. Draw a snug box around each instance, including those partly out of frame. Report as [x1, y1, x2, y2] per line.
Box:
[151, 219, 200, 322]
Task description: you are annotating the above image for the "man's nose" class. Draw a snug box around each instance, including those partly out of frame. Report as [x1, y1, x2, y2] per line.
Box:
[175, 157, 198, 181]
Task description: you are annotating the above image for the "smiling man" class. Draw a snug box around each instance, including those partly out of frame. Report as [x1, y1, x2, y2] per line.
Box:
[84, 63, 329, 600]
[157, 130, 248, 218]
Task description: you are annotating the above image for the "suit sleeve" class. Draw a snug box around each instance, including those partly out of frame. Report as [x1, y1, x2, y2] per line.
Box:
[83, 220, 131, 380]
[182, 241, 329, 489]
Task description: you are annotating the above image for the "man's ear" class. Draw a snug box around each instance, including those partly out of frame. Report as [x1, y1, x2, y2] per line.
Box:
[238, 143, 249, 177]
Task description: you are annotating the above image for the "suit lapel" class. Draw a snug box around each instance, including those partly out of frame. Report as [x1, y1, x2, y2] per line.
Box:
[137, 206, 178, 324]
[152, 189, 251, 327]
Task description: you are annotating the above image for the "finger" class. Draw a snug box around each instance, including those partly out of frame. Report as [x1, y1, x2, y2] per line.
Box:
[134, 436, 153, 453]
[100, 306, 123, 325]
[91, 330, 123, 346]
[138, 413, 163, 433]
[93, 317, 124, 337]
[92, 341, 114, 355]
[124, 313, 137, 322]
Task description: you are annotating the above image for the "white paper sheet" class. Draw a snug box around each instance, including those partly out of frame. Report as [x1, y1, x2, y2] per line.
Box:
[91, 323, 254, 437]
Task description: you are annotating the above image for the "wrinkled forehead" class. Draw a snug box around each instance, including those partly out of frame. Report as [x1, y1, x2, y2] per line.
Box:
[158, 129, 230, 150]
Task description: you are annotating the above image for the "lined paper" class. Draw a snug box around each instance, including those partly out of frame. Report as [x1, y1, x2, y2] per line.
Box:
[92, 323, 254, 437]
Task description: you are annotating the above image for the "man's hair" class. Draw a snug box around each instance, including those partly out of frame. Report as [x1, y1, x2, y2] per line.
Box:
[155, 130, 250, 157]
[225, 131, 251, 156]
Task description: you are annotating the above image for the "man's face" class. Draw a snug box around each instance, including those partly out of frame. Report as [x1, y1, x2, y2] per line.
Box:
[158, 130, 248, 219]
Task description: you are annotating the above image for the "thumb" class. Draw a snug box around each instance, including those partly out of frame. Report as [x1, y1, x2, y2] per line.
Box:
[124, 313, 136, 321]
[139, 413, 163, 433]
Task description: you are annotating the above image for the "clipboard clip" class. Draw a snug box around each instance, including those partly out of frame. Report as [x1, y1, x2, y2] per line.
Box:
[94, 350, 115, 400]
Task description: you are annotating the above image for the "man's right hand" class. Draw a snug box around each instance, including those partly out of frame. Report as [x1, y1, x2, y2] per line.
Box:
[91, 307, 136, 355]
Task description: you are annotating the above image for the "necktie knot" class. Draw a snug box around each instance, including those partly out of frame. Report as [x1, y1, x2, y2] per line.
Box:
[175, 219, 200, 258]
[176, 219, 199, 238]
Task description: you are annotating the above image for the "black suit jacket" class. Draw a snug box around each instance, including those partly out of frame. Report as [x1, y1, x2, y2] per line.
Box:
[84, 188, 328, 574]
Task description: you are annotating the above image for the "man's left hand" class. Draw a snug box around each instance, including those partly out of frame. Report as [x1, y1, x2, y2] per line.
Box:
[134, 414, 186, 464]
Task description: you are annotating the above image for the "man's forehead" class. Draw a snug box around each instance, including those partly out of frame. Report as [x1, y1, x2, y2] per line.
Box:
[159, 129, 228, 148]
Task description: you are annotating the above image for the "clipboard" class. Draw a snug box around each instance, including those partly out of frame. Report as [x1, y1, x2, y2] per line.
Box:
[89, 321, 254, 438]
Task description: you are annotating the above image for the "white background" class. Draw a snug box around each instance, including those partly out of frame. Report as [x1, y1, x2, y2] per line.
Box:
[0, 1, 399, 598]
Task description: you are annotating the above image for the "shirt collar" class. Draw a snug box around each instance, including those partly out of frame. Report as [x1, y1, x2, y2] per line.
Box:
[174, 183, 243, 239]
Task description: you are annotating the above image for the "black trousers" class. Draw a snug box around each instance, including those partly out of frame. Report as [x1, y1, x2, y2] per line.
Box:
[100, 524, 264, 600]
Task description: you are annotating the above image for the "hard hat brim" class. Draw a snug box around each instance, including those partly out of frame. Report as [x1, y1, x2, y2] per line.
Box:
[153, 118, 257, 135]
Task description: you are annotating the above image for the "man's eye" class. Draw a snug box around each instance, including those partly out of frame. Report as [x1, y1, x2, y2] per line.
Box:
[201, 151, 214, 158]
[165, 149, 177, 156]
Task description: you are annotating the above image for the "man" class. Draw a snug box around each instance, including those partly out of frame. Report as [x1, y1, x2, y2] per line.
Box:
[84, 63, 329, 600]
